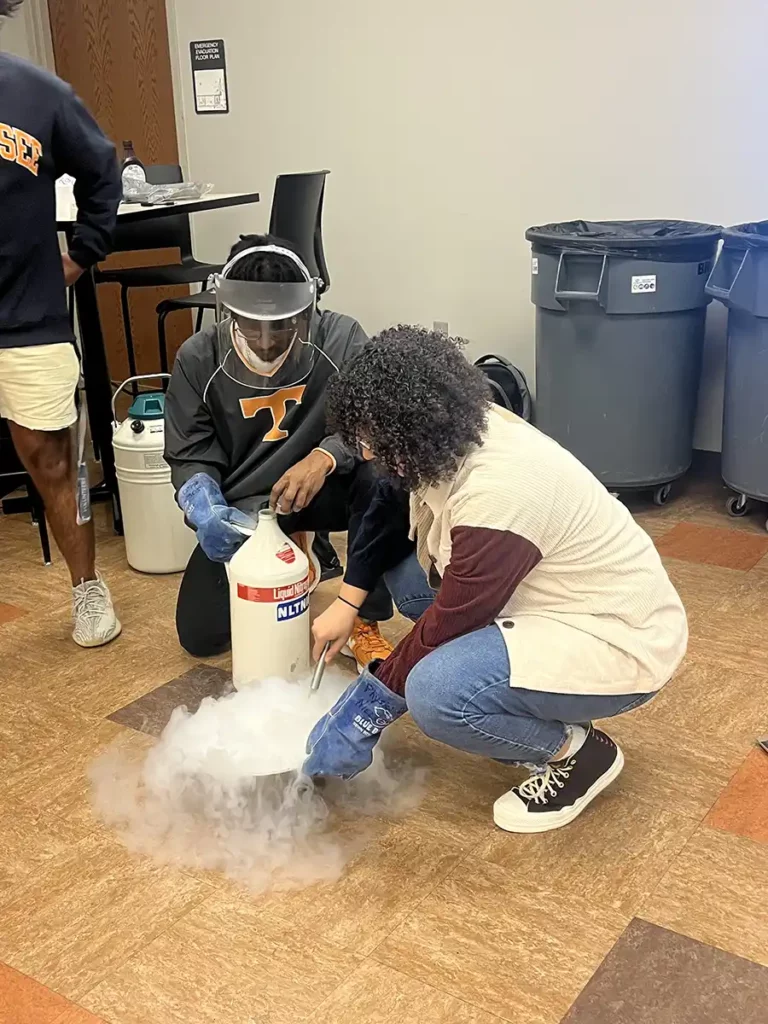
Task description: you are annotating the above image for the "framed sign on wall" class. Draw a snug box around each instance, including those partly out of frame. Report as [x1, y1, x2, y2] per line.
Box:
[190, 39, 229, 114]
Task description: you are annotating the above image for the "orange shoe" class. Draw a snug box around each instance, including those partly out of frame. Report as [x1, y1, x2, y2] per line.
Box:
[343, 618, 394, 672]
[291, 531, 321, 593]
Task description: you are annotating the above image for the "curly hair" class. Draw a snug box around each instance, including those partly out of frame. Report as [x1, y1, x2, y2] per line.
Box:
[0, 0, 25, 16]
[327, 325, 492, 490]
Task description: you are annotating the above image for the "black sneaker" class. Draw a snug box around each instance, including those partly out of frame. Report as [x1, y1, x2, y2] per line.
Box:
[493, 727, 624, 833]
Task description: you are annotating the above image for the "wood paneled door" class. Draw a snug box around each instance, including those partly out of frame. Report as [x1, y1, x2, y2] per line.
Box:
[47, 0, 193, 381]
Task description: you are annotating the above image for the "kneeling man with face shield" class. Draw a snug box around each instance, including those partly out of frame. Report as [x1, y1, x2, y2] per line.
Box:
[164, 234, 398, 668]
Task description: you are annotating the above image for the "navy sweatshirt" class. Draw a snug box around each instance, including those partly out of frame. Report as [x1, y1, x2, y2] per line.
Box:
[0, 53, 120, 348]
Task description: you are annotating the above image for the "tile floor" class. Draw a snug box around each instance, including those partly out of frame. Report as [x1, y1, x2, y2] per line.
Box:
[1, 467, 767, 1024]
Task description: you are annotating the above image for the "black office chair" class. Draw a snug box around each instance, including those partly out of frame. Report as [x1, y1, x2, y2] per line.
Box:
[154, 170, 331, 375]
[95, 164, 223, 383]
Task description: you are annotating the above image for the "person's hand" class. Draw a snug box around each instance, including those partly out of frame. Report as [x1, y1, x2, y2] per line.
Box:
[270, 449, 333, 516]
[303, 666, 407, 779]
[177, 472, 256, 563]
[312, 598, 359, 663]
[62, 252, 85, 288]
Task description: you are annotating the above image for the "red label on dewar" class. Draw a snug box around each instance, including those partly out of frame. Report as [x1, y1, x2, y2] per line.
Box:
[276, 544, 296, 564]
[237, 576, 309, 603]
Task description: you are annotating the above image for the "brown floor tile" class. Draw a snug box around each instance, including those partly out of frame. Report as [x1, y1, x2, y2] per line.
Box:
[656, 522, 768, 570]
[0, 602, 27, 625]
[0, 831, 211, 1001]
[107, 664, 233, 736]
[704, 748, 768, 844]
[82, 892, 361, 1024]
[0, 961, 72, 1024]
[309, 960, 497, 1023]
[482, 797, 696, 917]
[626, 648, 767, 748]
[561, 918, 768, 1024]
[659, 557, 744, 631]
[372, 860, 628, 1024]
[641, 826, 768, 967]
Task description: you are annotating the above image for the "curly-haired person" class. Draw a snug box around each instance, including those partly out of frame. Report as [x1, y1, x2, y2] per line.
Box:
[305, 326, 687, 833]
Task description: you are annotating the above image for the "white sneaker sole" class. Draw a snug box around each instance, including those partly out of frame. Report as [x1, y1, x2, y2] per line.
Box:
[73, 619, 123, 649]
[341, 644, 365, 673]
[493, 746, 625, 834]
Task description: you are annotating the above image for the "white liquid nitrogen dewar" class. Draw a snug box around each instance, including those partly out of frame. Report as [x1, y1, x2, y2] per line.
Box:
[228, 510, 311, 689]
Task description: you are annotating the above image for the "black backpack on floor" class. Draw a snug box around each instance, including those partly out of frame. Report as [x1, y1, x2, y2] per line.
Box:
[475, 354, 533, 422]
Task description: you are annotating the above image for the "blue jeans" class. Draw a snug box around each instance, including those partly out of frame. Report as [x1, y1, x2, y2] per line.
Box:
[383, 554, 655, 766]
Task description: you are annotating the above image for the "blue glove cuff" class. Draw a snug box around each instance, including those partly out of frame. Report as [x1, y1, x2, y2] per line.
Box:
[178, 472, 225, 516]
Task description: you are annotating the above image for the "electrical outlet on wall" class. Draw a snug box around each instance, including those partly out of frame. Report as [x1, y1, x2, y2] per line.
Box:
[433, 320, 449, 334]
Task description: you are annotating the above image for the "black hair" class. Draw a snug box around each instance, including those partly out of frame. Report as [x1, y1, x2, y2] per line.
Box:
[226, 233, 308, 284]
[327, 325, 492, 490]
[0, 0, 24, 16]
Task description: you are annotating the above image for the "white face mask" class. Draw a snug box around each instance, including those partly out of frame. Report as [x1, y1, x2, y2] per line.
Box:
[232, 323, 297, 377]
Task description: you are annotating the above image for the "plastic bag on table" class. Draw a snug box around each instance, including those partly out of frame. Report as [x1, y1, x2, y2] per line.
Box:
[122, 181, 215, 205]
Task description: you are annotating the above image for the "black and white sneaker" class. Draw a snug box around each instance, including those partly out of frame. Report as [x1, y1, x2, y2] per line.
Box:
[493, 727, 624, 834]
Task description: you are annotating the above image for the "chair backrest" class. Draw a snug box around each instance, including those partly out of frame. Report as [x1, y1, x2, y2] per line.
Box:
[268, 171, 331, 293]
[110, 164, 194, 259]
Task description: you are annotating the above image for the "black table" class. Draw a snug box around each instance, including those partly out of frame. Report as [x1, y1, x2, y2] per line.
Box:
[57, 191, 260, 533]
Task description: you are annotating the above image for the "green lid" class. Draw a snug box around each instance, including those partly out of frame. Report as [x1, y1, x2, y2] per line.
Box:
[128, 392, 165, 420]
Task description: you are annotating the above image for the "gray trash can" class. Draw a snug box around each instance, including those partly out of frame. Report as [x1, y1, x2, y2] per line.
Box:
[527, 220, 721, 504]
[706, 222, 768, 530]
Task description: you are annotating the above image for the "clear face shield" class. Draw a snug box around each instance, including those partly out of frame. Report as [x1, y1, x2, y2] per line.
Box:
[213, 246, 320, 390]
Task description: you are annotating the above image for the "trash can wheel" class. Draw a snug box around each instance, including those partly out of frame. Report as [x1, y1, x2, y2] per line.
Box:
[726, 494, 750, 518]
[652, 483, 673, 507]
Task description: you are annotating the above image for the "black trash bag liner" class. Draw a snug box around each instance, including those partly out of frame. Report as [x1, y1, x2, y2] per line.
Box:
[721, 222, 768, 250]
[526, 219, 721, 262]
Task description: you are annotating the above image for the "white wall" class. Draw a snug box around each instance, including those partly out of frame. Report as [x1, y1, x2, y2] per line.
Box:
[1, 0, 53, 67]
[169, 0, 768, 451]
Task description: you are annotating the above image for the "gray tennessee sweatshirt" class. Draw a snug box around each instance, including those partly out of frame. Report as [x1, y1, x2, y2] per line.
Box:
[164, 310, 367, 509]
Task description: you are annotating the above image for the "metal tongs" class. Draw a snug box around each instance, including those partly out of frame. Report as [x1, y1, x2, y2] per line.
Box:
[310, 642, 331, 693]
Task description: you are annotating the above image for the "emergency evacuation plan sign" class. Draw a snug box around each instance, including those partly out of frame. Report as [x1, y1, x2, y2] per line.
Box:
[190, 39, 229, 114]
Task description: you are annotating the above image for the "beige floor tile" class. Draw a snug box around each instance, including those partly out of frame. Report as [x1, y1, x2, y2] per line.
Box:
[5, 720, 154, 840]
[385, 716, 522, 847]
[660, 557, 744, 631]
[624, 647, 767, 748]
[686, 571, 768, 673]
[641, 826, 768, 967]
[482, 795, 696, 917]
[244, 817, 467, 957]
[0, 797, 83, 903]
[0, 691, 102, 774]
[309, 959, 498, 1024]
[0, 831, 211, 1001]
[604, 714, 747, 820]
[83, 891, 361, 1024]
[373, 860, 629, 1024]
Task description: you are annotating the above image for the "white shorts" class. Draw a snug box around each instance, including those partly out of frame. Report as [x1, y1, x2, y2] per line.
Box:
[0, 343, 80, 431]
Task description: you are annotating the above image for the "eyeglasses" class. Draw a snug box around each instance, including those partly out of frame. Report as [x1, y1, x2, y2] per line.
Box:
[357, 439, 373, 458]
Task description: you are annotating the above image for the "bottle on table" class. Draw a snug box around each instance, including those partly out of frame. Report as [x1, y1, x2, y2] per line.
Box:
[121, 140, 146, 196]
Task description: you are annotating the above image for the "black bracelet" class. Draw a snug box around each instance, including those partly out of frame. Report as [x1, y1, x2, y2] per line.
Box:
[338, 595, 362, 612]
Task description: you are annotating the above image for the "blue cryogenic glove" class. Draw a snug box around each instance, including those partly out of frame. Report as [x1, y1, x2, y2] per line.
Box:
[177, 473, 256, 563]
[303, 665, 407, 780]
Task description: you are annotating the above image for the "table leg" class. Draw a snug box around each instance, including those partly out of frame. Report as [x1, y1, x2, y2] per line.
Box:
[72, 266, 123, 534]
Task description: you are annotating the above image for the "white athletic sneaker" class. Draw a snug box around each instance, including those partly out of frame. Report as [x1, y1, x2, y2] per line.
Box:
[493, 727, 624, 834]
[72, 576, 122, 648]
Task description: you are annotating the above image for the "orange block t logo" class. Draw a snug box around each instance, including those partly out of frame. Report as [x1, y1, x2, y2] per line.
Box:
[239, 386, 306, 441]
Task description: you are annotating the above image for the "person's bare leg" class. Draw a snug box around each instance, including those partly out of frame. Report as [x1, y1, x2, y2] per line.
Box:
[8, 421, 95, 584]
